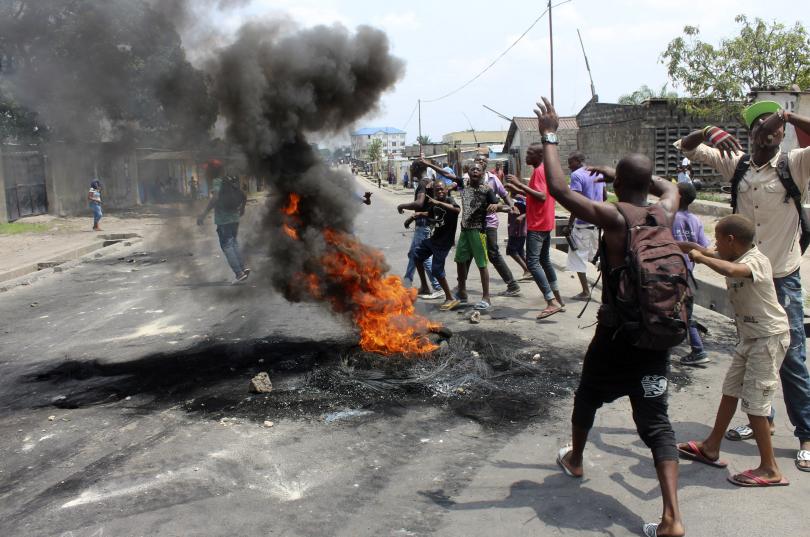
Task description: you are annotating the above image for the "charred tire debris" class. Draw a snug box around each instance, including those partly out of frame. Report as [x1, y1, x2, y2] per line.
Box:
[10, 330, 636, 428]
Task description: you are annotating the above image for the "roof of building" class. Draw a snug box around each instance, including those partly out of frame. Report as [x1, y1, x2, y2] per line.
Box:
[352, 127, 406, 135]
[442, 130, 508, 144]
[504, 116, 578, 151]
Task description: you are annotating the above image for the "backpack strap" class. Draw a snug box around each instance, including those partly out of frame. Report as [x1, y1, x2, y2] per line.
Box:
[729, 154, 750, 214]
[774, 152, 810, 253]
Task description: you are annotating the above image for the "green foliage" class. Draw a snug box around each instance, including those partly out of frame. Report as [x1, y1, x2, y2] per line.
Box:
[618, 84, 678, 105]
[366, 138, 383, 164]
[0, 221, 52, 235]
[416, 135, 432, 145]
[661, 15, 810, 116]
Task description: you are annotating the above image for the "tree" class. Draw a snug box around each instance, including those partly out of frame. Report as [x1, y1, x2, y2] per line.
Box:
[416, 135, 432, 145]
[618, 84, 678, 105]
[661, 15, 810, 114]
[366, 138, 383, 170]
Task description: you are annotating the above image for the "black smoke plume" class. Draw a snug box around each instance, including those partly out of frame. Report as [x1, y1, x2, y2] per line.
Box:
[208, 21, 405, 299]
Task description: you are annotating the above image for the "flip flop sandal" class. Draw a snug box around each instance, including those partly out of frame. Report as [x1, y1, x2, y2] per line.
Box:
[556, 446, 581, 478]
[536, 306, 563, 320]
[796, 450, 810, 472]
[439, 299, 461, 311]
[473, 300, 491, 311]
[642, 523, 659, 537]
[676, 440, 728, 468]
[727, 469, 790, 487]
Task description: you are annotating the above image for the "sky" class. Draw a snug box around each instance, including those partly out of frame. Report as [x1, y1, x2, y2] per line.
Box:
[209, 0, 809, 145]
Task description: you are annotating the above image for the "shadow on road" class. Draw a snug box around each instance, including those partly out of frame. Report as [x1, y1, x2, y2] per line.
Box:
[420, 473, 646, 536]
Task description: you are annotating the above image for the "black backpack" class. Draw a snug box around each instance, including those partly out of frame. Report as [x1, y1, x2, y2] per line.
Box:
[217, 176, 245, 212]
[730, 152, 810, 253]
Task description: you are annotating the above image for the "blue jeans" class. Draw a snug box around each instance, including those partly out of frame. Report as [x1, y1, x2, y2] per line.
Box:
[526, 230, 558, 301]
[405, 224, 440, 290]
[773, 269, 810, 441]
[90, 203, 102, 227]
[216, 222, 245, 277]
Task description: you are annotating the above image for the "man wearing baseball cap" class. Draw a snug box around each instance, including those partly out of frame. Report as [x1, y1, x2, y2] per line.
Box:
[675, 101, 810, 474]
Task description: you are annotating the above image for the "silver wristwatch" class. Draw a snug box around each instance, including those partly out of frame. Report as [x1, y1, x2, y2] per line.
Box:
[541, 133, 559, 145]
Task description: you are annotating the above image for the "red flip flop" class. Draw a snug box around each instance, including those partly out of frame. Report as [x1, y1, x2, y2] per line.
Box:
[536, 306, 563, 320]
[677, 440, 728, 468]
[728, 470, 789, 487]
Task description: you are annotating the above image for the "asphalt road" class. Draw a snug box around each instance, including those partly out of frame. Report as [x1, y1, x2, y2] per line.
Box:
[0, 181, 807, 537]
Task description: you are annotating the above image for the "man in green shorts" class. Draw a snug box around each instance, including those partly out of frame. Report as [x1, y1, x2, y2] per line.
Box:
[453, 162, 501, 310]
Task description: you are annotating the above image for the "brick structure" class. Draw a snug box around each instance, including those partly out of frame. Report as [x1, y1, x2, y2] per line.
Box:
[576, 97, 749, 183]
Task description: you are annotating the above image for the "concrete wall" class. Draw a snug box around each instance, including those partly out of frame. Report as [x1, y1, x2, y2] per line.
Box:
[0, 150, 7, 222]
[576, 100, 749, 184]
[45, 143, 139, 216]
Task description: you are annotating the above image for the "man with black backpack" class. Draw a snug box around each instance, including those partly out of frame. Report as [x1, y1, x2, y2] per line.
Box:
[535, 97, 687, 537]
[675, 101, 810, 474]
[197, 159, 250, 283]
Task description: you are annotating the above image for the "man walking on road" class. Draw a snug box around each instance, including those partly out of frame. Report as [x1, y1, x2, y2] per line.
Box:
[562, 151, 605, 300]
[197, 160, 250, 283]
[535, 97, 685, 537]
[675, 101, 810, 472]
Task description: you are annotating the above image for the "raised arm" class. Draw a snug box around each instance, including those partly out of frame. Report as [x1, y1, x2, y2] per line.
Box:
[506, 174, 546, 201]
[533, 98, 622, 231]
[422, 159, 459, 182]
[649, 174, 679, 222]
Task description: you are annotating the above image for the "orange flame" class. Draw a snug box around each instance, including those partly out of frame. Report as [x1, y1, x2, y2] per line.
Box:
[283, 193, 300, 215]
[281, 193, 438, 355]
[282, 193, 301, 240]
[283, 224, 299, 240]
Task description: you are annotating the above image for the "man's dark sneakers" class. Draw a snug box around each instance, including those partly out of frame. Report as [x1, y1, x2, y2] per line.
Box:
[498, 286, 522, 297]
[681, 351, 710, 366]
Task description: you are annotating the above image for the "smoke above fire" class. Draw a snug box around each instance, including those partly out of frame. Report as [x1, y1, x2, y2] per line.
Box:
[208, 21, 438, 354]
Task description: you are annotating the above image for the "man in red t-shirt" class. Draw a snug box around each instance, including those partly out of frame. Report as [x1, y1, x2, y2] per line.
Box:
[508, 142, 565, 319]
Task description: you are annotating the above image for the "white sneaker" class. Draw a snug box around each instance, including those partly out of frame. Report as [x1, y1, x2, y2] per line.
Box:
[403, 277, 413, 288]
[427, 290, 445, 300]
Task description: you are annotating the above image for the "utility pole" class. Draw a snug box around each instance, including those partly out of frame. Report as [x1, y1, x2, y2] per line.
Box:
[577, 28, 597, 99]
[417, 99, 422, 154]
[548, 0, 554, 105]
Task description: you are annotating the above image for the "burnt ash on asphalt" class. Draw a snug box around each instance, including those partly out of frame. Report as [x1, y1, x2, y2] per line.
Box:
[20, 330, 582, 428]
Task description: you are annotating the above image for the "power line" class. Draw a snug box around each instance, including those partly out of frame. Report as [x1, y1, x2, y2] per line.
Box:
[422, 0, 573, 104]
[402, 100, 418, 131]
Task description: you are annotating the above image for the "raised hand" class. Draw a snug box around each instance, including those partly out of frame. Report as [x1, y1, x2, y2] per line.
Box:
[586, 165, 615, 183]
[534, 96, 559, 134]
[703, 126, 742, 159]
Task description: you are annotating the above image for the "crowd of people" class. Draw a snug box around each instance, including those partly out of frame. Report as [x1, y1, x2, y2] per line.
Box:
[391, 98, 810, 537]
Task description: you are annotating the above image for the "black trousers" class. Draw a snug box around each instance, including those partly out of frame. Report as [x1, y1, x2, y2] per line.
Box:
[572, 324, 678, 465]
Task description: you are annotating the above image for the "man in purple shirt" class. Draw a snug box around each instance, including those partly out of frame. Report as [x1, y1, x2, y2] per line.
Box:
[563, 152, 606, 299]
[671, 182, 710, 366]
